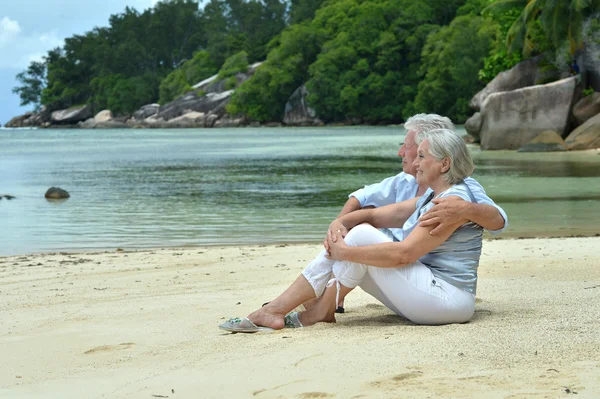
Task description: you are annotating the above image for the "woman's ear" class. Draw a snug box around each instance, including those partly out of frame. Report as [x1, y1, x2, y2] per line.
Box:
[441, 157, 451, 173]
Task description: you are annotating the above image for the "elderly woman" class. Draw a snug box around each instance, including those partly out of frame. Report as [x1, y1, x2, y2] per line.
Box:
[220, 128, 484, 332]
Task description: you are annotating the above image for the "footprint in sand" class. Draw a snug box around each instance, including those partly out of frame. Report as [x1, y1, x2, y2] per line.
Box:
[84, 342, 135, 354]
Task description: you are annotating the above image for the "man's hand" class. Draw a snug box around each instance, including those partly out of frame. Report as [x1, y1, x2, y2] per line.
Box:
[325, 229, 348, 261]
[419, 197, 469, 236]
[324, 219, 348, 252]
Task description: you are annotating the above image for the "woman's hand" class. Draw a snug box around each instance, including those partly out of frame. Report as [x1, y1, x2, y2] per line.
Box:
[326, 229, 348, 261]
[323, 219, 348, 252]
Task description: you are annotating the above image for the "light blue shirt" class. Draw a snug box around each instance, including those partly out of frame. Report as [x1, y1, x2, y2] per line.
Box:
[349, 172, 508, 240]
[401, 184, 483, 294]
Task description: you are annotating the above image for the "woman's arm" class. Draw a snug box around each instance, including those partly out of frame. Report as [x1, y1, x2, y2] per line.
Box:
[327, 219, 464, 268]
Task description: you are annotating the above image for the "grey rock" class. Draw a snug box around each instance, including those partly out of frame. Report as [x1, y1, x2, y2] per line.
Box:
[470, 58, 543, 111]
[51, 105, 93, 124]
[213, 115, 247, 128]
[479, 77, 578, 150]
[464, 112, 482, 142]
[157, 90, 234, 121]
[132, 104, 160, 120]
[4, 113, 33, 128]
[572, 92, 600, 125]
[283, 85, 323, 126]
[517, 130, 567, 152]
[45, 187, 70, 199]
[565, 112, 600, 150]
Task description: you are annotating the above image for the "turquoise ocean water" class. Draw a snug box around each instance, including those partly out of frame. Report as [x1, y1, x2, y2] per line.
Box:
[1, 126, 599, 255]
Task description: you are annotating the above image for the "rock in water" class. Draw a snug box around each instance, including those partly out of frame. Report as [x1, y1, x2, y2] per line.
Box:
[517, 131, 567, 152]
[45, 187, 70, 199]
[565, 113, 600, 150]
[479, 77, 578, 150]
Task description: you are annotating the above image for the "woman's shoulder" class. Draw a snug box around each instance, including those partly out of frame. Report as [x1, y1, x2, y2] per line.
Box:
[439, 182, 476, 203]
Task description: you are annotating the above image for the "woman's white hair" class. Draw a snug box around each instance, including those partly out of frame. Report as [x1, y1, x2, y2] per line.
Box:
[415, 128, 474, 184]
[404, 114, 454, 134]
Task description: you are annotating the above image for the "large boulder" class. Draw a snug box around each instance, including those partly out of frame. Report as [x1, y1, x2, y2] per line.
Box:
[166, 111, 205, 127]
[464, 112, 482, 142]
[565, 112, 600, 150]
[157, 90, 234, 121]
[572, 92, 600, 125]
[282, 85, 323, 126]
[517, 130, 567, 152]
[132, 104, 159, 120]
[4, 112, 33, 128]
[213, 115, 247, 128]
[45, 187, 70, 199]
[94, 110, 113, 123]
[470, 58, 543, 111]
[479, 77, 578, 150]
[51, 105, 93, 124]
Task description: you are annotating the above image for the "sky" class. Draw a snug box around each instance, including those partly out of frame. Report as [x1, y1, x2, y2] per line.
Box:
[0, 0, 162, 125]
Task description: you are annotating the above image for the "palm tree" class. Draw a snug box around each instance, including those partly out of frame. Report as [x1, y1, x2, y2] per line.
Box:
[484, 0, 600, 56]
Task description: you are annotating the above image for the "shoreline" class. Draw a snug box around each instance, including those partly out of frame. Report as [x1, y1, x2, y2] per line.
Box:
[2, 232, 600, 258]
[1, 237, 599, 397]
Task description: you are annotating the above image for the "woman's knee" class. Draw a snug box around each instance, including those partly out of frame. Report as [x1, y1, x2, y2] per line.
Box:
[344, 223, 387, 246]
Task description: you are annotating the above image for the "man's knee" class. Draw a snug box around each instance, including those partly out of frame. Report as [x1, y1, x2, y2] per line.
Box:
[344, 223, 384, 246]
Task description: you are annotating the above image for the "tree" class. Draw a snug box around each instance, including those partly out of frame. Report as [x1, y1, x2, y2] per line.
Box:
[484, 0, 600, 56]
[409, 15, 496, 123]
[12, 60, 47, 110]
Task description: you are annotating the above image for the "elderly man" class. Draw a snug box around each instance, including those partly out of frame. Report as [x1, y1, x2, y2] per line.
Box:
[326, 113, 507, 312]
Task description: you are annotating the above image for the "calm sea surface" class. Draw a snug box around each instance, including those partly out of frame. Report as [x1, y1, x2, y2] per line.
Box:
[1, 127, 599, 255]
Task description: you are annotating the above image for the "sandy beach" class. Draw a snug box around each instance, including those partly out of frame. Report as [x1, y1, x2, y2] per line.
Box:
[1, 237, 599, 398]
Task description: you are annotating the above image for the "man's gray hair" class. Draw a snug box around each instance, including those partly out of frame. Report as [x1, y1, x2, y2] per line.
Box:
[415, 129, 474, 185]
[404, 113, 455, 134]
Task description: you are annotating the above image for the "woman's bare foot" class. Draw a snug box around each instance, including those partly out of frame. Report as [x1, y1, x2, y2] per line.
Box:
[297, 306, 336, 327]
[247, 305, 286, 330]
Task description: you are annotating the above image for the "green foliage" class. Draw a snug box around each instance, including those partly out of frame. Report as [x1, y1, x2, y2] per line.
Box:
[410, 15, 496, 123]
[484, 0, 600, 57]
[12, 60, 47, 110]
[18, 0, 288, 115]
[583, 87, 595, 96]
[159, 50, 217, 104]
[228, 23, 325, 120]
[217, 51, 249, 81]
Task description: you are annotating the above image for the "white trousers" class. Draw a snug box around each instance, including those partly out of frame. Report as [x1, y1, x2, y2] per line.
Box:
[302, 224, 475, 325]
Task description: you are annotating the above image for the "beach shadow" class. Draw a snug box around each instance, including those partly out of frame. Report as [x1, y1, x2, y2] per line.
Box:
[338, 304, 495, 326]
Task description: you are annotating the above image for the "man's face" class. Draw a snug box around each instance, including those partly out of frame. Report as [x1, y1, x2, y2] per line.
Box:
[398, 129, 418, 176]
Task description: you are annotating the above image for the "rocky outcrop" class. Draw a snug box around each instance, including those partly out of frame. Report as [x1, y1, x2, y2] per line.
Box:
[94, 110, 113, 123]
[166, 111, 206, 127]
[157, 90, 234, 121]
[4, 112, 33, 128]
[572, 92, 600, 125]
[213, 115, 247, 128]
[45, 187, 70, 199]
[132, 104, 159, 120]
[470, 58, 542, 111]
[479, 77, 578, 150]
[565, 113, 600, 150]
[51, 105, 93, 124]
[464, 112, 482, 142]
[517, 130, 567, 152]
[283, 85, 323, 126]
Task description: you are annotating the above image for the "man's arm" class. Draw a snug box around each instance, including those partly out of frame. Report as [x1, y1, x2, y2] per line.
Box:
[419, 197, 504, 235]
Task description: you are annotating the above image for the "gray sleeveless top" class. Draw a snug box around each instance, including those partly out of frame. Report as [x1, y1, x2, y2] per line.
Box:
[401, 182, 483, 294]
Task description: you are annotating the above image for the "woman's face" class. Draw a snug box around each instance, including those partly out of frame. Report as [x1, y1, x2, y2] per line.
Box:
[412, 139, 446, 186]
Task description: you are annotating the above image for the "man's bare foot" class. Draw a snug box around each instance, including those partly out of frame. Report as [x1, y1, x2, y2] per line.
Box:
[247, 305, 285, 330]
